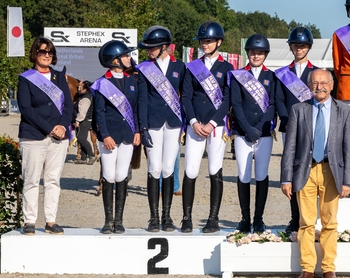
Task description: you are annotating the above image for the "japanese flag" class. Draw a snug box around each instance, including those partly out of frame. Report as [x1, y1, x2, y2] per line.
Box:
[7, 7, 24, 57]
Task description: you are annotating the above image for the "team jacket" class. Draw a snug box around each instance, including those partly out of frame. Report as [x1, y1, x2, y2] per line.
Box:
[275, 61, 318, 132]
[182, 55, 233, 126]
[229, 64, 277, 137]
[94, 71, 139, 145]
[137, 55, 186, 129]
[17, 67, 73, 140]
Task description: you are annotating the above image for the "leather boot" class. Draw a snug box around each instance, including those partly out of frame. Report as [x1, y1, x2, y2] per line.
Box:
[203, 168, 223, 233]
[181, 172, 196, 233]
[236, 177, 251, 233]
[253, 175, 269, 233]
[285, 191, 300, 233]
[113, 178, 127, 234]
[161, 173, 175, 231]
[147, 173, 160, 232]
[101, 179, 114, 234]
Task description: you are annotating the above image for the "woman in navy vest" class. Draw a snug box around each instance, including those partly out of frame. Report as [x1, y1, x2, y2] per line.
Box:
[181, 22, 233, 233]
[18, 37, 73, 235]
[229, 34, 277, 234]
[137, 26, 186, 232]
[92, 40, 140, 234]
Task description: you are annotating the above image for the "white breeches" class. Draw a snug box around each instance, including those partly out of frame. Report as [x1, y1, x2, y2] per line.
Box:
[145, 123, 181, 179]
[234, 135, 273, 183]
[184, 125, 226, 179]
[99, 141, 134, 183]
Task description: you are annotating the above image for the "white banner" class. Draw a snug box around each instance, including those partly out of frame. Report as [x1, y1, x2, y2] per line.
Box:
[7, 7, 25, 57]
[44, 27, 137, 47]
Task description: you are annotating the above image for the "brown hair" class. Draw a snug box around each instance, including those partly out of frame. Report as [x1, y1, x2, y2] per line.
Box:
[29, 37, 57, 65]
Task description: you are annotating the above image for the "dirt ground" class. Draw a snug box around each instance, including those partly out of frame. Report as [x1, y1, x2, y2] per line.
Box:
[0, 114, 348, 278]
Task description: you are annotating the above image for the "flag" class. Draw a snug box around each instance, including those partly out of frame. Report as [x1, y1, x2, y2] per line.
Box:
[219, 52, 228, 61]
[7, 7, 25, 57]
[182, 46, 194, 63]
[168, 44, 176, 55]
[228, 54, 239, 69]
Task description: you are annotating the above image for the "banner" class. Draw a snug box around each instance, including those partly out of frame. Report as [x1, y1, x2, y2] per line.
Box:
[182, 46, 194, 63]
[168, 44, 176, 55]
[7, 7, 24, 57]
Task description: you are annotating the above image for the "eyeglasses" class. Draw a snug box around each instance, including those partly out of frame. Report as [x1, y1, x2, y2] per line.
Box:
[37, 49, 54, 57]
[309, 81, 332, 87]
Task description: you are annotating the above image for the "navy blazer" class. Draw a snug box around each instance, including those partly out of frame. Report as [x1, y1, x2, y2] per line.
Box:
[230, 64, 277, 137]
[138, 55, 186, 129]
[94, 71, 139, 145]
[17, 67, 73, 140]
[275, 61, 318, 132]
[182, 56, 233, 126]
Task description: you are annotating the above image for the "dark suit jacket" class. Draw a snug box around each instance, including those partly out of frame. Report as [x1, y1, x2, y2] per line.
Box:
[138, 56, 186, 129]
[281, 97, 350, 193]
[17, 67, 73, 140]
[94, 71, 139, 145]
[182, 56, 233, 126]
[275, 61, 318, 132]
[230, 64, 276, 137]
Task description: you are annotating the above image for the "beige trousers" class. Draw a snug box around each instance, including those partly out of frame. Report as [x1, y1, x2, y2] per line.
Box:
[20, 137, 68, 224]
[297, 162, 339, 273]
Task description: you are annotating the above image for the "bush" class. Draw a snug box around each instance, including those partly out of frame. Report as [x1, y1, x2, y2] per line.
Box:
[0, 134, 23, 235]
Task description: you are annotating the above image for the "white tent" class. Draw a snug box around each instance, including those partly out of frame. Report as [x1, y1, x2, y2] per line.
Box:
[241, 38, 334, 71]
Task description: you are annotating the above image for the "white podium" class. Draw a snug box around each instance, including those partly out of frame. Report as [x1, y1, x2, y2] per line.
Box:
[1, 228, 232, 275]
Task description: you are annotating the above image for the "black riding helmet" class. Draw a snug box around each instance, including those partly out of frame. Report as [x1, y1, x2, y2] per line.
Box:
[245, 34, 270, 53]
[99, 40, 135, 69]
[287, 27, 313, 45]
[138, 26, 172, 49]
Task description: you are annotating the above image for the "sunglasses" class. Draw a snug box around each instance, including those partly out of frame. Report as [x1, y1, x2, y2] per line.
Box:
[37, 49, 54, 57]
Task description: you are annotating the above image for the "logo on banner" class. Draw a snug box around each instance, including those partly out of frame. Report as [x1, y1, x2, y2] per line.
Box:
[50, 31, 70, 43]
[112, 32, 131, 43]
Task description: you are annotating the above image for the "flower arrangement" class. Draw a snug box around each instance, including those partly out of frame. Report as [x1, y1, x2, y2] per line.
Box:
[227, 229, 350, 246]
[0, 134, 23, 234]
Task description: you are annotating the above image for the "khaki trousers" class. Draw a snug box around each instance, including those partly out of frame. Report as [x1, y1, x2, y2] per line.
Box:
[20, 137, 68, 224]
[297, 162, 339, 273]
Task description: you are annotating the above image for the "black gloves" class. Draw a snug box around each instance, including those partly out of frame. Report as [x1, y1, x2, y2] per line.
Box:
[245, 127, 262, 143]
[141, 129, 153, 148]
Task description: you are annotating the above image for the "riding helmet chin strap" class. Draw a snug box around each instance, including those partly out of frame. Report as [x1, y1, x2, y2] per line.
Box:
[156, 45, 166, 59]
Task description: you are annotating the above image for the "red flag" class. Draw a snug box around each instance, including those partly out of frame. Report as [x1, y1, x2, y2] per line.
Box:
[182, 46, 194, 63]
[168, 44, 176, 55]
[228, 54, 239, 70]
[7, 7, 25, 57]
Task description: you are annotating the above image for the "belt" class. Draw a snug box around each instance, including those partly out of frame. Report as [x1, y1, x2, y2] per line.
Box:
[312, 157, 329, 164]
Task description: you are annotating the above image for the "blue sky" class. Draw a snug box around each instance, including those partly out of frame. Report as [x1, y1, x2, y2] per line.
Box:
[228, 0, 349, 38]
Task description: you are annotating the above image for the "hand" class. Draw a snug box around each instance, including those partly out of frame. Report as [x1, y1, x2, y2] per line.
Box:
[74, 122, 79, 128]
[281, 183, 293, 200]
[339, 185, 350, 199]
[245, 127, 262, 143]
[133, 133, 141, 146]
[50, 125, 66, 140]
[192, 122, 207, 137]
[201, 123, 214, 137]
[141, 130, 153, 148]
[103, 136, 116, 150]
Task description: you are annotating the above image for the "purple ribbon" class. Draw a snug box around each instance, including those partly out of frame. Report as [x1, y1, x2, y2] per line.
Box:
[91, 78, 136, 134]
[136, 61, 182, 122]
[186, 59, 223, 110]
[21, 69, 65, 114]
[335, 25, 350, 55]
[228, 70, 269, 113]
[275, 66, 313, 102]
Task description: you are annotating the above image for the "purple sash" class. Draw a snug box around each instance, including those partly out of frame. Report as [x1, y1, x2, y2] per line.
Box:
[21, 69, 65, 113]
[228, 70, 269, 113]
[275, 66, 313, 102]
[186, 59, 223, 109]
[136, 61, 182, 122]
[335, 25, 350, 55]
[91, 78, 136, 134]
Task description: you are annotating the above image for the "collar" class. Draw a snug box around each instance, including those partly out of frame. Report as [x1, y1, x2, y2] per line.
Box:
[313, 96, 332, 109]
[200, 54, 225, 62]
[150, 54, 176, 63]
[245, 64, 268, 71]
[289, 60, 314, 69]
[104, 70, 130, 79]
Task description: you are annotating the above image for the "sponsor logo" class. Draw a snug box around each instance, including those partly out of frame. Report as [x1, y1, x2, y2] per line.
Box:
[50, 31, 70, 43]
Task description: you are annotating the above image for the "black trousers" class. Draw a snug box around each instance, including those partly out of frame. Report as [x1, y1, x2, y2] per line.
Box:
[77, 120, 94, 160]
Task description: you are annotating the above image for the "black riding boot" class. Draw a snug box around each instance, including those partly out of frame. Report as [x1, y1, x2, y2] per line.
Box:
[147, 173, 160, 232]
[101, 179, 114, 234]
[236, 177, 251, 233]
[181, 172, 196, 233]
[203, 168, 223, 233]
[161, 173, 175, 231]
[285, 192, 300, 233]
[113, 178, 127, 234]
[253, 175, 269, 233]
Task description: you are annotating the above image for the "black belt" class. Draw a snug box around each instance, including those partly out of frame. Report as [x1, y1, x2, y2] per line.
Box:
[312, 157, 329, 164]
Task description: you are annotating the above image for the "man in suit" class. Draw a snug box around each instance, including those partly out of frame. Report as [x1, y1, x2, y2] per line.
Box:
[281, 69, 350, 278]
